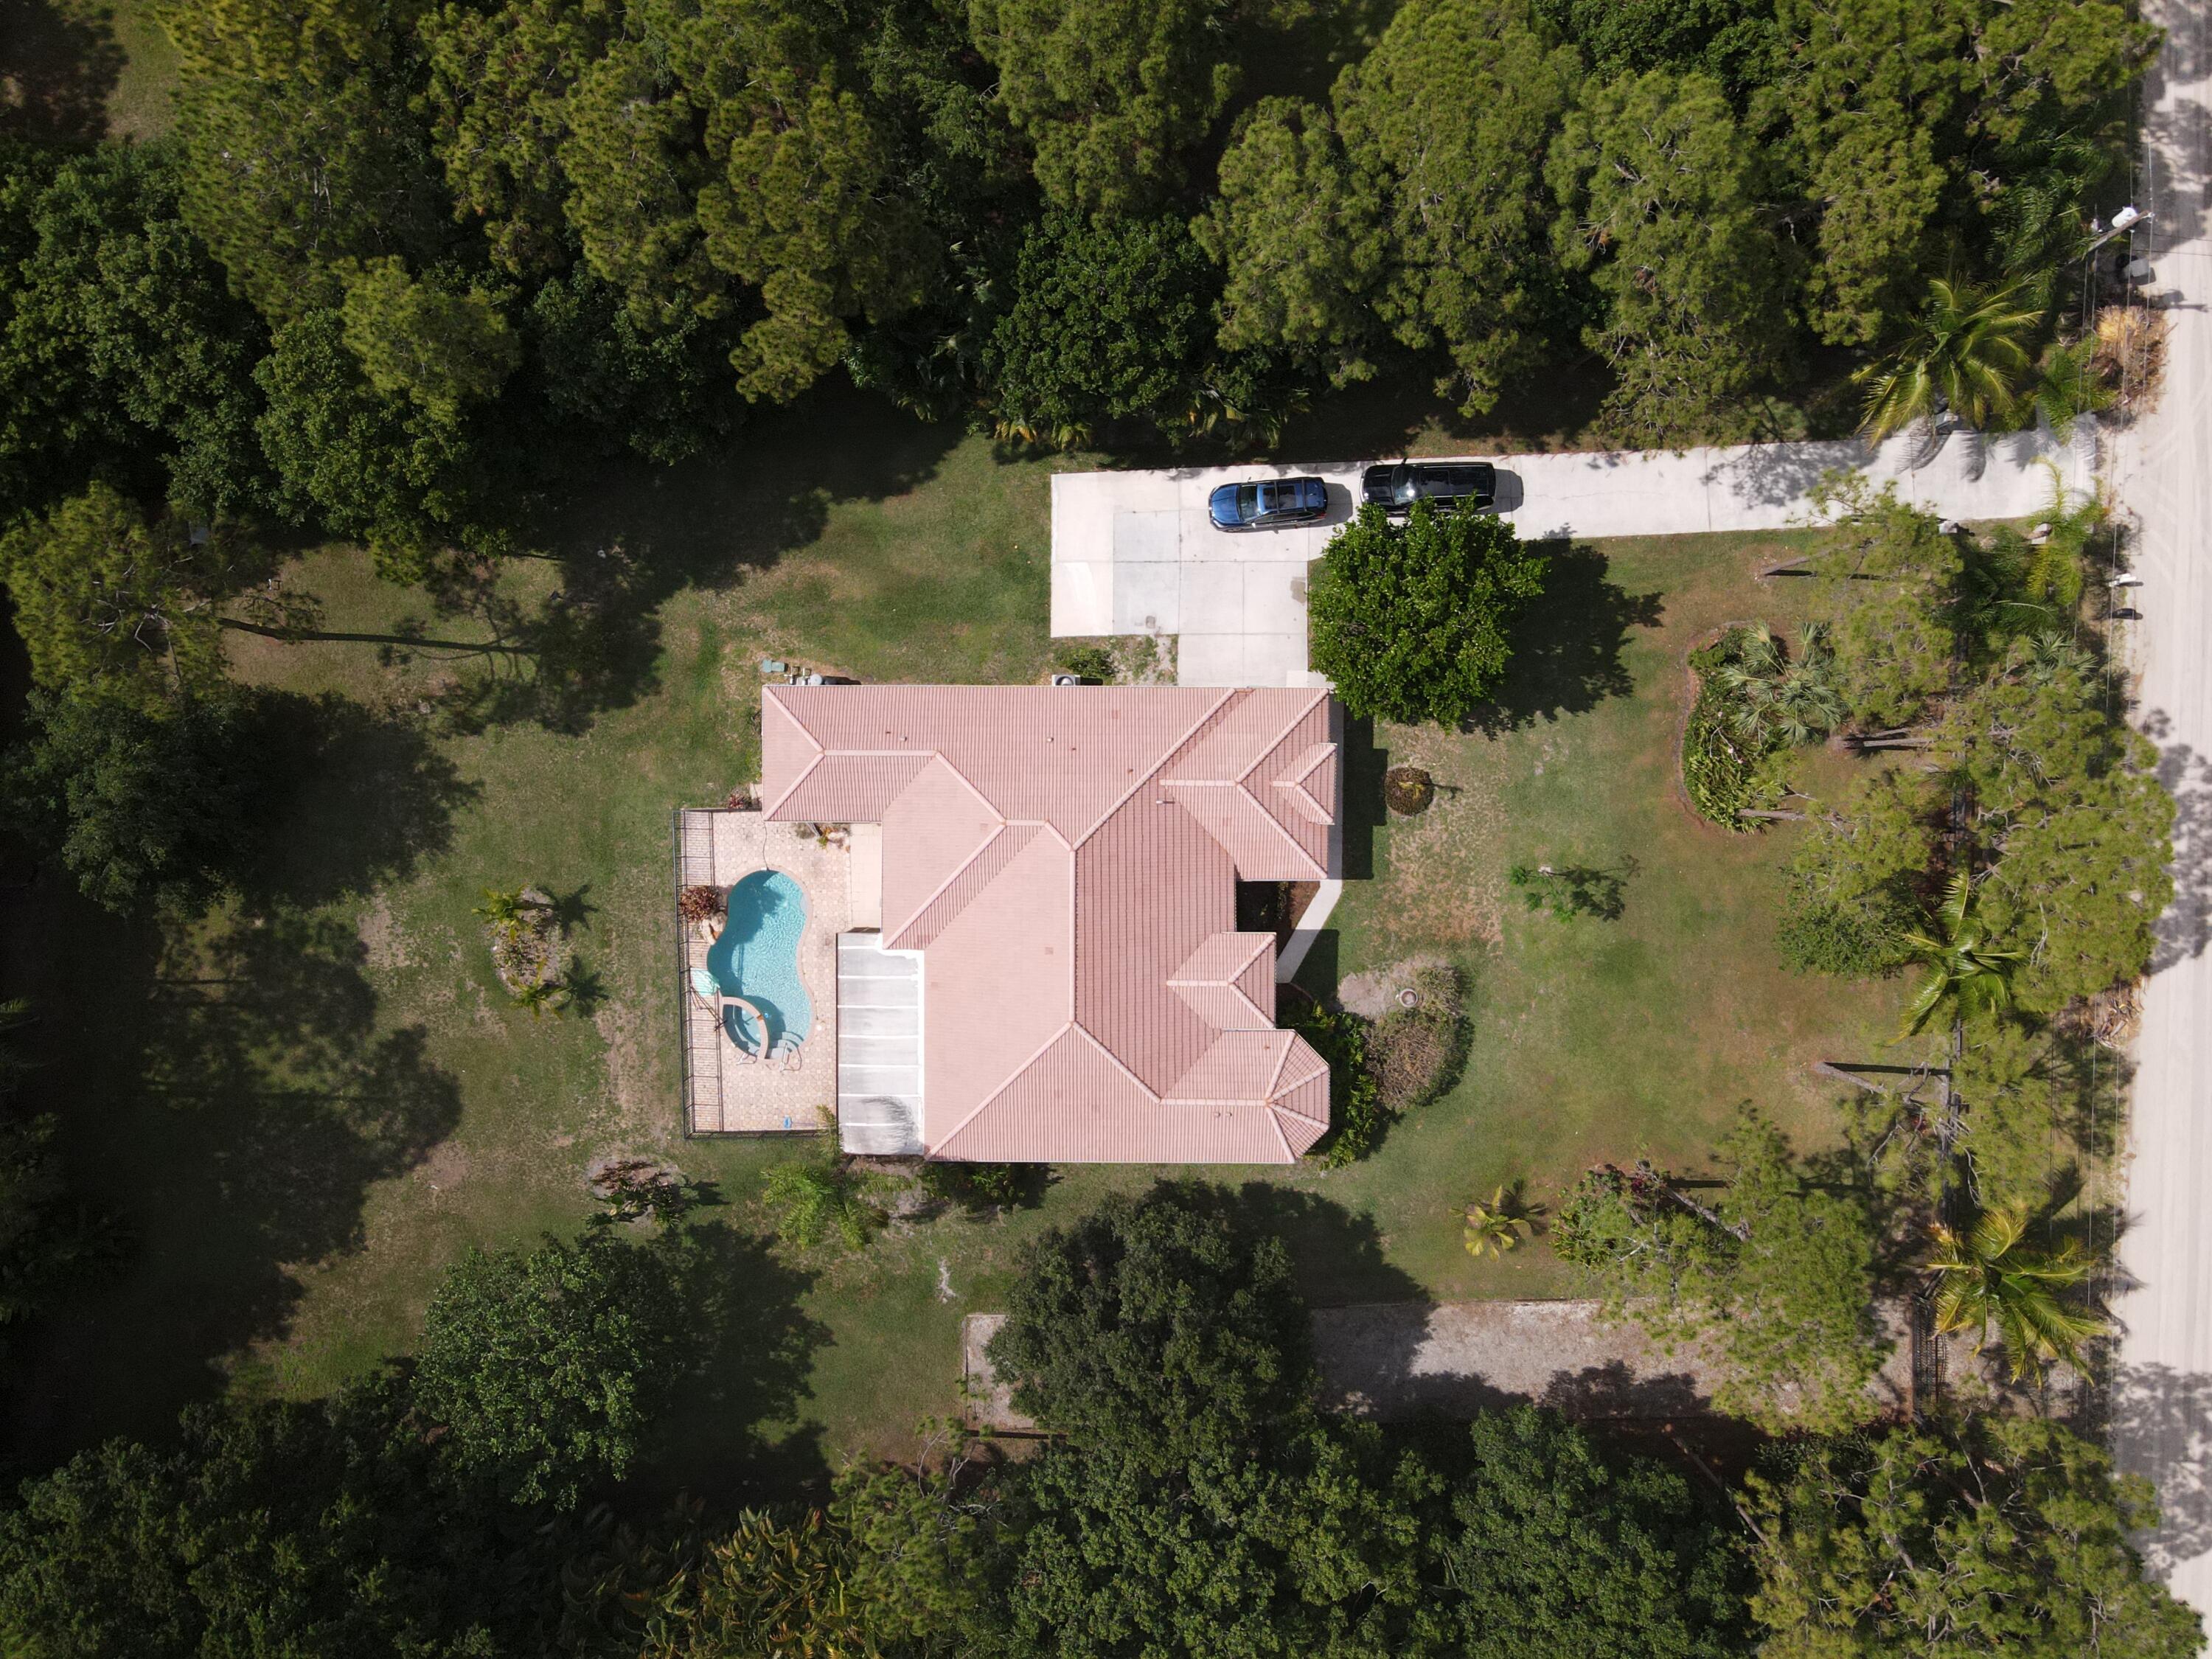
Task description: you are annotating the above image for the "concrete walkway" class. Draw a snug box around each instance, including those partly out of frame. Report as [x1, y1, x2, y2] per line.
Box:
[1051, 423, 2099, 688]
[2109, 0, 2212, 1621]
[961, 1301, 1938, 1430]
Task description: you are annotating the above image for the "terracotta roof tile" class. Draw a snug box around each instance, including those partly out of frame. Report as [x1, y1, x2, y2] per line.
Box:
[762, 685, 1340, 1163]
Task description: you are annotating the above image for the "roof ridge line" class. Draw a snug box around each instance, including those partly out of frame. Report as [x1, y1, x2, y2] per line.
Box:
[883, 819, 1036, 950]
[1231, 688, 1327, 787]
[1068, 1019, 1164, 1105]
[1065, 688, 1235, 849]
[930, 1020, 1078, 1152]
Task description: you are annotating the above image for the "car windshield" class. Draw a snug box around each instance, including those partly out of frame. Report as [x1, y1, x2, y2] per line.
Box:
[1235, 484, 1261, 515]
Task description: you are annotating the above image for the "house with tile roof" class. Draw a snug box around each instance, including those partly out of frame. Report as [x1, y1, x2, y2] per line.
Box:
[759, 684, 1340, 1164]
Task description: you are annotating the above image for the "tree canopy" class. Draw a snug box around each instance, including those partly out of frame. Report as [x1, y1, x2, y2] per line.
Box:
[1308, 503, 1551, 725]
[1747, 1416, 2202, 1658]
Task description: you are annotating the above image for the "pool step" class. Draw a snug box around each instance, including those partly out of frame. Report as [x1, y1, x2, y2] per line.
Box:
[837, 933, 924, 1155]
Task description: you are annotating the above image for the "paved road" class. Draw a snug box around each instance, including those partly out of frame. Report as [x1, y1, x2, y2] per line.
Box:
[2110, 0, 2212, 1622]
[1051, 425, 2099, 687]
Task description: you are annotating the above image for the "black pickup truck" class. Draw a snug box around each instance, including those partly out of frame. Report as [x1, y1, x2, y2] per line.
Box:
[1360, 460, 1498, 515]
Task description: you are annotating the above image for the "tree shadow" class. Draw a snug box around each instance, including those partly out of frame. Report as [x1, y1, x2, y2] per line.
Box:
[2140, 720, 2212, 974]
[437, 382, 965, 734]
[232, 692, 479, 909]
[1223, 1182, 1423, 1310]
[641, 1220, 832, 1505]
[2101, 1361, 2212, 1578]
[1462, 544, 1666, 737]
[1539, 1360, 1708, 1420]
[0, 908, 462, 1473]
[0, 0, 123, 141]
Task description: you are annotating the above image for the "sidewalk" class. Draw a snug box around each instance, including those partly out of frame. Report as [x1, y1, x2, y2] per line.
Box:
[1051, 423, 2099, 688]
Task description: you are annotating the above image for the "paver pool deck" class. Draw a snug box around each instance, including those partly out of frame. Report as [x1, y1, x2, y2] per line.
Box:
[1049, 422, 2102, 687]
[675, 807, 852, 1134]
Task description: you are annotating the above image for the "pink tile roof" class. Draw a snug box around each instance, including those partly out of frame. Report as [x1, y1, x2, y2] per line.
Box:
[762, 686, 1340, 1164]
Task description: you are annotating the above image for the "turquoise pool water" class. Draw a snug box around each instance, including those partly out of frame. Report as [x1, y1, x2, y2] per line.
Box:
[705, 870, 813, 1051]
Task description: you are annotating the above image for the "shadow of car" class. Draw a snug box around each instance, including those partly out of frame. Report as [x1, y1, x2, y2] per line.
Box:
[1208, 476, 1330, 531]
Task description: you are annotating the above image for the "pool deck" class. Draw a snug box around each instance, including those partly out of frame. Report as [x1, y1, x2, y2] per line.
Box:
[674, 808, 852, 1134]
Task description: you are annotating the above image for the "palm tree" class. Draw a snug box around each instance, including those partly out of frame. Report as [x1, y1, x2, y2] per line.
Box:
[1856, 279, 2042, 443]
[1716, 622, 1845, 746]
[1897, 872, 2023, 1037]
[1926, 1202, 2107, 1381]
[1464, 1184, 1537, 1259]
[765, 1147, 880, 1251]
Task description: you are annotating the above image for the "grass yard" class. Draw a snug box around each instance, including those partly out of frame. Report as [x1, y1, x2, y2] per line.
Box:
[0, 395, 1900, 1495]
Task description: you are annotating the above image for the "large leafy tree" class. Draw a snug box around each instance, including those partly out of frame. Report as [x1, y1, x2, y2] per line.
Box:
[0, 1378, 562, 1659]
[987, 1181, 1310, 1468]
[254, 307, 497, 579]
[1197, 97, 1385, 387]
[0, 1002, 112, 1344]
[0, 142, 268, 523]
[985, 212, 1222, 445]
[1747, 1416, 2199, 1658]
[1307, 503, 1550, 726]
[1436, 1406, 1746, 1658]
[1941, 647, 2174, 1015]
[1333, 0, 1580, 414]
[1554, 1107, 1884, 1434]
[0, 483, 253, 709]
[1548, 68, 1791, 447]
[3, 688, 261, 914]
[416, 1228, 699, 1509]
[967, 0, 1237, 214]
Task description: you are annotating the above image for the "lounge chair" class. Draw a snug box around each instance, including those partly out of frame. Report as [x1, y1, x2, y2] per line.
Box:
[771, 1034, 805, 1072]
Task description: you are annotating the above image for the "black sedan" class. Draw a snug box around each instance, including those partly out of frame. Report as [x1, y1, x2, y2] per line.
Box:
[1207, 476, 1330, 531]
[1361, 459, 1497, 515]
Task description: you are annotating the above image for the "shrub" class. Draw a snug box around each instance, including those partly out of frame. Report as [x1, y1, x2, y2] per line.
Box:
[1051, 643, 1118, 681]
[1368, 964, 1468, 1111]
[1776, 888, 1913, 975]
[678, 883, 725, 926]
[762, 1143, 882, 1251]
[1288, 999, 1385, 1166]
[1682, 654, 1767, 827]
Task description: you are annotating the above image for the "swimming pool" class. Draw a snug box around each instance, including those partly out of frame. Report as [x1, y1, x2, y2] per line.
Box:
[704, 869, 813, 1051]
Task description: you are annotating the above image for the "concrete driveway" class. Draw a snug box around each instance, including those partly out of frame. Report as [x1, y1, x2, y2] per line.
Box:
[1051, 425, 2100, 687]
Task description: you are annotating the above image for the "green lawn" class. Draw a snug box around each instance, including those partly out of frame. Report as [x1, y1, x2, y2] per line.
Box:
[1, 400, 1900, 1491]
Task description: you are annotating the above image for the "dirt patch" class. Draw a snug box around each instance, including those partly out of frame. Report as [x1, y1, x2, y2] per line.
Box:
[357, 896, 414, 972]
[1338, 953, 1453, 1019]
[417, 1141, 470, 1194]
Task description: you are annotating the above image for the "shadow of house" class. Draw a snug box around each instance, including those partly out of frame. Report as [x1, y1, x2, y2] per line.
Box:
[1464, 545, 1666, 738]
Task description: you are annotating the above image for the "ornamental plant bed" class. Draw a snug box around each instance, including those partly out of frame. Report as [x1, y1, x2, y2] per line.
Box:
[1383, 765, 1435, 815]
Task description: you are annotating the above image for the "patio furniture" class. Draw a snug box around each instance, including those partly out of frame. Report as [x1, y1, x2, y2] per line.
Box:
[771, 1034, 805, 1072]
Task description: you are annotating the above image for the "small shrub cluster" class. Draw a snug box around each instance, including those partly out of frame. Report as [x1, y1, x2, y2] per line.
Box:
[1682, 630, 1788, 828]
[1508, 861, 1632, 921]
[678, 883, 725, 927]
[477, 886, 572, 1017]
[1287, 1000, 1384, 1169]
[1051, 642, 1119, 682]
[1382, 765, 1435, 815]
[1775, 887, 1915, 976]
[1368, 964, 1468, 1112]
